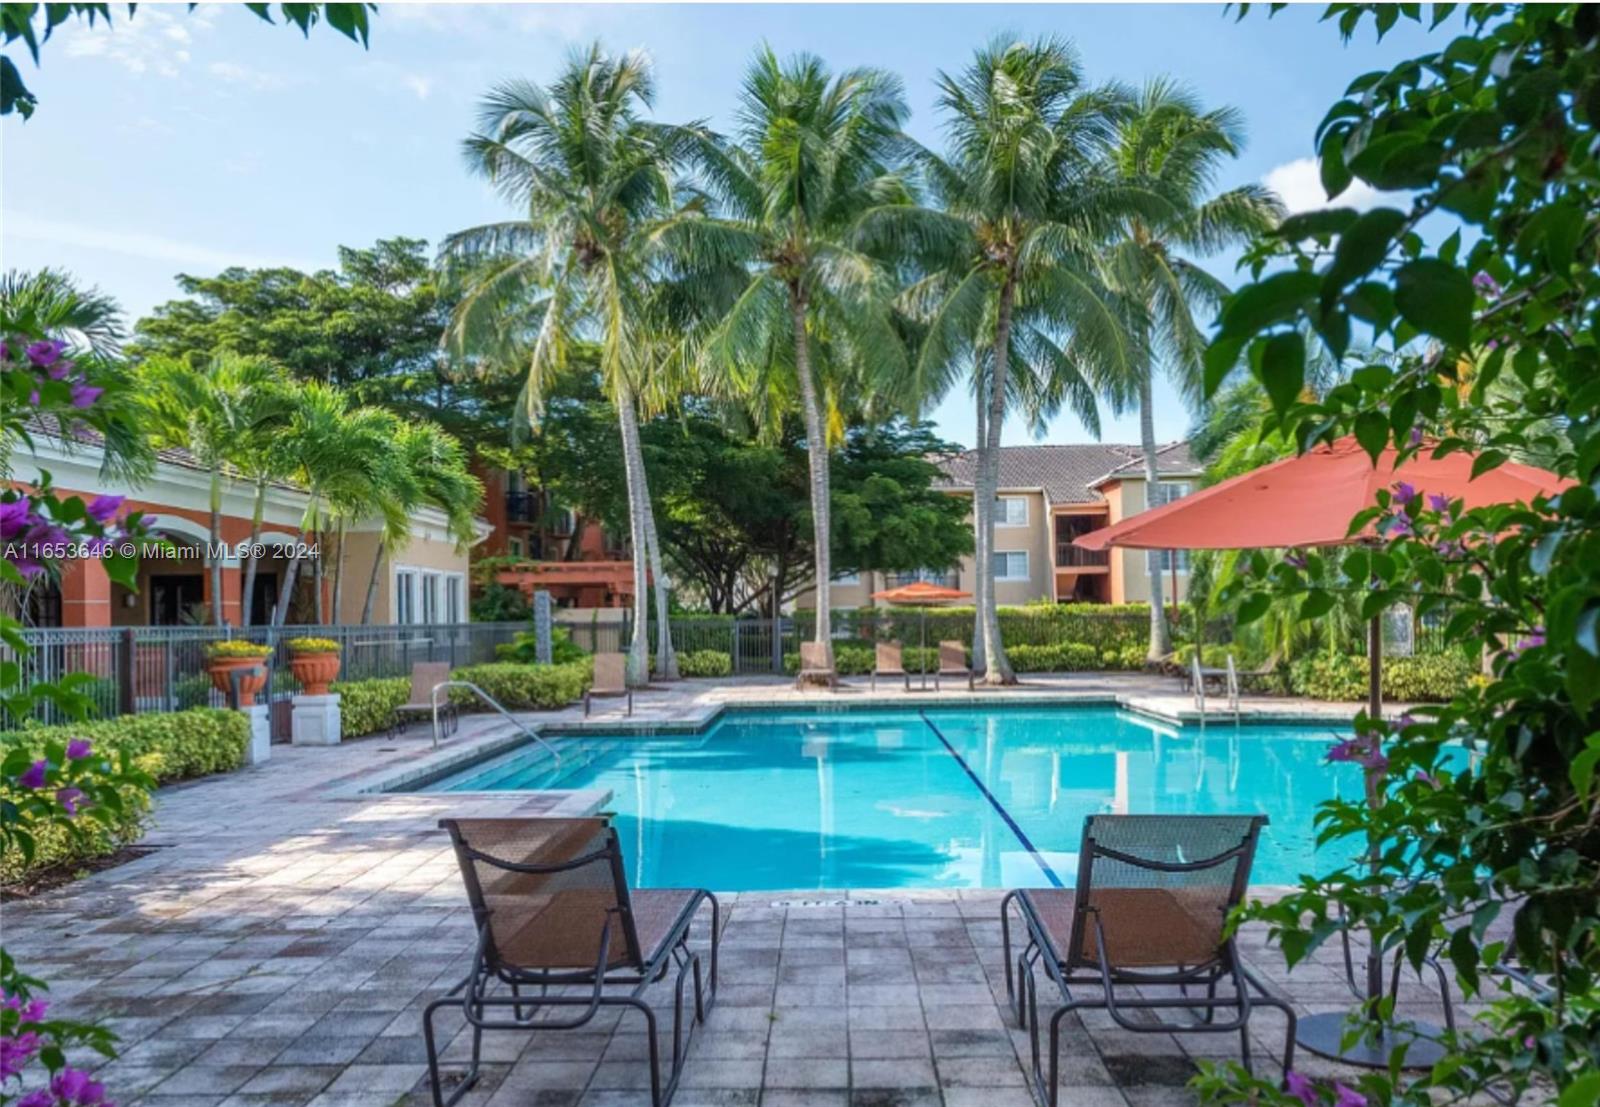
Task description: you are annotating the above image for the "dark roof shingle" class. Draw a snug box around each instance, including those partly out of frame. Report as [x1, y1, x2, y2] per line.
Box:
[934, 441, 1199, 505]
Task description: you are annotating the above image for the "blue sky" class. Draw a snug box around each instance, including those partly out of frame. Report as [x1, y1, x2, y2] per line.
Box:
[2, 3, 1434, 449]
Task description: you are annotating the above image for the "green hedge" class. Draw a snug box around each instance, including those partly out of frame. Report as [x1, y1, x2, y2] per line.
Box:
[447, 661, 591, 711]
[782, 639, 1144, 676]
[678, 650, 733, 678]
[1289, 652, 1479, 702]
[331, 677, 411, 738]
[0, 708, 250, 884]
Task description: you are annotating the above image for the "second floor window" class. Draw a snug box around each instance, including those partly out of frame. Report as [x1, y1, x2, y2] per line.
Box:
[1147, 481, 1192, 509]
[994, 551, 1029, 581]
[1146, 549, 1191, 573]
[996, 495, 1029, 526]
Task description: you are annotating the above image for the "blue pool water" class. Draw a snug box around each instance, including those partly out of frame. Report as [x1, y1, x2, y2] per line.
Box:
[422, 706, 1397, 890]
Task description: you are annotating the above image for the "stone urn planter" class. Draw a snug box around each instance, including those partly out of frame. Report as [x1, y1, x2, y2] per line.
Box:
[286, 637, 342, 696]
[204, 643, 272, 706]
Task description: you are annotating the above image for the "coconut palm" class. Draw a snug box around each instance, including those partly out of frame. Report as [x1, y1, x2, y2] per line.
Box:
[1094, 80, 1284, 660]
[134, 353, 284, 626]
[442, 44, 686, 684]
[358, 422, 483, 625]
[857, 37, 1134, 684]
[655, 47, 913, 670]
[1, 268, 125, 358]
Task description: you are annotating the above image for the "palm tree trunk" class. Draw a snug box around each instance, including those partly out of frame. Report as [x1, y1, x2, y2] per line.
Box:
[790, 290, 835, 671]
[970, 357, 988, 674]
[977, 274, 1017, 684]
[273, 526, 310, 627]
[615, 383, 652, 687]
[640, 486, 679, 680]
[208, 467, 225, 627]
[330, 520, 347, 624]
[240, 476, 267, 627]
[360, 545, 384, 625]
[1139, 371, 1173, 661]
[312, 532, 326, 624]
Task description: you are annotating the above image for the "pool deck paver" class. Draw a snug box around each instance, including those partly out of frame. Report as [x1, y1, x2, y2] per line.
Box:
[3, 675, 1463, 1107]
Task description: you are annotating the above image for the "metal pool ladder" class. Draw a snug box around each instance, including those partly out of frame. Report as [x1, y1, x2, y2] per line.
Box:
[428, 680, 562, 765]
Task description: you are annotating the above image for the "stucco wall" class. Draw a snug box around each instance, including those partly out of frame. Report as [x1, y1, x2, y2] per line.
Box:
[1102, 477, 1188, 604]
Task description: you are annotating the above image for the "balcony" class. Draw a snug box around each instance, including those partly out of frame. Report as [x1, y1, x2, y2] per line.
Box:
[505, 491, 538, 524]
[1055, 543, 1110, 569]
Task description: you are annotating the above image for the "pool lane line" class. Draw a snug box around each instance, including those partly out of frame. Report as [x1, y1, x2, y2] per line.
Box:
[916, 710, 1064, 889]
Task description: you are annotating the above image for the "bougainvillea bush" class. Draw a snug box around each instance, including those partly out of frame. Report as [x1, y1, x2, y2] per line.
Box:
[1194, 4, 1599, 1106]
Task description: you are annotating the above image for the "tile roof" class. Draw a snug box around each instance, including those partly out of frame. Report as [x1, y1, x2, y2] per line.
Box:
[933, 441, 1199, 505]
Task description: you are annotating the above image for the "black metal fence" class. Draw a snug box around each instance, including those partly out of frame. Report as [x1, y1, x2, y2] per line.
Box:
[2, 622, 526, 728]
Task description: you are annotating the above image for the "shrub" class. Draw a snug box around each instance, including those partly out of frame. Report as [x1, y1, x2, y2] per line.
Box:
[1288, 653, 1477, 703]
[173, 672, 214, 709]
[471, 582, 530, 622]
[494, 625, 587, 665]
[331, 677, 411, 738]
[447, 662, 590, 711]
[677, 650, 732, 678]
[0, 708, 250, 884]
[286, 637, 340, 654]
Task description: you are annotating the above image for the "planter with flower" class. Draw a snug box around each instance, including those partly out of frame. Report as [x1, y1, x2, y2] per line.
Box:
[285, 638, 341, 696]
[203, 641, 273, 706]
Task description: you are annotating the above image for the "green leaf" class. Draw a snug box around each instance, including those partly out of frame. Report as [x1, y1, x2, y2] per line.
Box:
[1203, 336, 1245, 398]
[1394, 259, 1474, 348]
[1319, 130, 1353, 199]
[1236, 593, 1272, 626]
[1259, 332, 1307, 416]
[1354, 410, 1390, 463]
[1277, 208, 1359, 242]
[1217, 271, 1321, 341]
[1558, 1075, 1600, 1107]
[1301, 590, 1335, 619]
[1323, 208, 1406, 304]
[1470, 449, 1508, 478]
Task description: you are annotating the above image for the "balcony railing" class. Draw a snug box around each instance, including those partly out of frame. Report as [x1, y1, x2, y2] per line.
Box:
[1055, 543, 1110, 569]
[505, 491, 538, 523]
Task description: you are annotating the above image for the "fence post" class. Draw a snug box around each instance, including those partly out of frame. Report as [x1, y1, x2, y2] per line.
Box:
[731, 621, 742, 675]
[771, 617, 782, 673]
[118, 627, 136, 716]
[533, 591, 553, 665]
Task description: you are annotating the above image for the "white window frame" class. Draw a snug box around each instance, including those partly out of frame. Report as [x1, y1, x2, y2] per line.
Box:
[1147, 481, 1193, 509]
[995, 495, 1029, 528]
[993, 550, 1030, 582]
[394, 569, 416, 625]
[445, 575, 463, 624]
[421, 574, 440, 624]
[1145, 548, 1192, 575]
[394, 567, 467, 624]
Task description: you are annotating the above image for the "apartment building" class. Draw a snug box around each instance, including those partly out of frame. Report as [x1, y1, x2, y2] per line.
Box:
[819, 441, 1202, 610]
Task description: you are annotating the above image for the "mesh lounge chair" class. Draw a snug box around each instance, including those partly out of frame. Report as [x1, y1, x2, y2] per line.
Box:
[424, 817, 718, 1107]
[584, 652, 633, 717]
[935, 640, 974, 691]
[870, 641, 910, 691]
[794, 640, 838, 691]
[394, 661, 457, 738]
[1000, 815, 1295, 1107]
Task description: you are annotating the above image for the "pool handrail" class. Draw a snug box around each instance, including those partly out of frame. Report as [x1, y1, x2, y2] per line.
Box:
[429, 679, 562, 766]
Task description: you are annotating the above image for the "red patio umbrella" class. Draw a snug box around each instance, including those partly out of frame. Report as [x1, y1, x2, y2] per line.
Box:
[1074, 433, 1568, 1067]
[871, 580, 971, 690]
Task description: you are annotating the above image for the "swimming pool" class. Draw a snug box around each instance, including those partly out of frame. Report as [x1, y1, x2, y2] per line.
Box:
[420, 705, 1380, 890]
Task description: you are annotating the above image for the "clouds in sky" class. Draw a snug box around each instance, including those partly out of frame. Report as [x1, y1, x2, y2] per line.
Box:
[6, 212, 319, 274]
[1262, 156, 1399, 213]
[61, 5, 212, 78]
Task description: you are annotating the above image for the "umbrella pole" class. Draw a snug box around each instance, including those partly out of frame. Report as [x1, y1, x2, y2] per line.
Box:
[920, 608, 928, 691]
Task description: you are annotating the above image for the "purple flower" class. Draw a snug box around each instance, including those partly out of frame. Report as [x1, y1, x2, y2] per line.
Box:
[24, 340, 63, 367]
[46, 357, 75, 381]
[1473, 271, 1503, 298]
[86, 494, 124, 524]
[1284, 1072, 1318, 1107]
[1392, 481, 1418, 506]
[1415, 770, 1442, 790]
[16, 760, 47, 789]
[50, 1067, 110, 1106]
[69, 382, 102, 409]
[1329, 733, 1388, 773]
[1284, 551, 1307, 571]
[16, 1091, 52, 1107]
[27, 388, 40, 407]
[1427, 493, 1452, 514]
[1394, 713, 1416, 731]
[0, 498, 30, 541]
[1333, 1084, 1367, 1107]
[66, 738, 92, 761]
[0, 1030, 41, 1079]
[1512, 628, 1546, 658]
[1408, 426, 1424, 447]
[56, 787, 85, 815]
[1385, 513, 1414, 539]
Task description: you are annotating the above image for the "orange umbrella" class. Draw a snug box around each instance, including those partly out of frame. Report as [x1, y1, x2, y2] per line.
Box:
[1072, 433, 1568, 1069]
[872, 580, 972, 689]
[1076, 435, 1569, 552]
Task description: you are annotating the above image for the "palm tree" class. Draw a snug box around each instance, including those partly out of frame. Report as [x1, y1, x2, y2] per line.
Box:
[324, 408, 407, 624]
[269, 383, 392, 626]
[235, 378, 297, 626]
[134, 354, 283, 626]
[655, 48, 913, 671]
[1, 269, 125, 358]
[358, 422, 483, 624]
[442, 44, 686, 684]
[858, 37, 1133, 684]
[1095, 80, 1284, 660]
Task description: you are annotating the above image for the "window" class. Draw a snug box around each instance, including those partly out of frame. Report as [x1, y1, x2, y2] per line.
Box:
[995, 495, 1029, 527]
[1146, 549, 1191, 574]
[508, 537, 523, 558]
[446, 576, 463, 623]
[1147, 481, 1192, 509]
[994, 551, 1029, 581]
[833, 570, 860, 586]
[395, 570, 416, 624]
[892, 568, 956, 588]
[421, 574, 440, 624]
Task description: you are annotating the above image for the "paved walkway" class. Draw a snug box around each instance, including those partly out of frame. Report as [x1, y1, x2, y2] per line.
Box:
[3, 677, 1460, 1107]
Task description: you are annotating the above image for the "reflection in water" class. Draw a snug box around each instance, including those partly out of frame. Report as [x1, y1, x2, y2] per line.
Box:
[428, 706, 1463, 890]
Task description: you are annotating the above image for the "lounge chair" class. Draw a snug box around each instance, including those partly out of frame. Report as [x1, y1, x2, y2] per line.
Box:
[1000, 815, 1295, 1107]
[936, 640, 974, 691]
[870, 641, 910, 691]
[793, 640, 838, 691]
[584, 652, 633, 717]
[424, 817, 718, 1107]
[394, 661, 457, 738]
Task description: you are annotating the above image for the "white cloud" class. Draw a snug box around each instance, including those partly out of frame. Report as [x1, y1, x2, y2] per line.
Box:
[403, 74, 434, 100]
[1262, 156, 1400, 215]
[61, 7, 195, 78]
[207, 60, 297, 92]
[5, 212, 319, 274]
